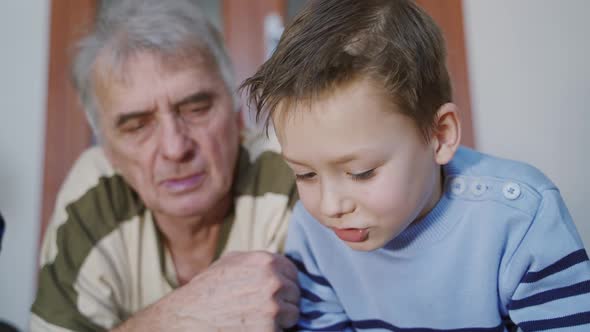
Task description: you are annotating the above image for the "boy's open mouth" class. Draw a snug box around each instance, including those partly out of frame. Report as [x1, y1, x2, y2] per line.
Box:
[330, 227, 369, 243]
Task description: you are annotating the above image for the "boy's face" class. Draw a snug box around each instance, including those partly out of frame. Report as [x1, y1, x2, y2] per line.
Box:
[274, 77, 444, 251]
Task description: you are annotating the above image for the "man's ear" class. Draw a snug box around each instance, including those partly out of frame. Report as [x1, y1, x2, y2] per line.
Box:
[431, 103, 461, 165]
[102, 143, 119, 171]
[235, 106, 244, 130]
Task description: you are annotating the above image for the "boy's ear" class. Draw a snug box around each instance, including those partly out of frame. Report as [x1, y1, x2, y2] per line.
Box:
[431, 103, 461, 165]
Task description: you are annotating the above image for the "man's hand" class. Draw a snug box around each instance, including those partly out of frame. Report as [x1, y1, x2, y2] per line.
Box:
[113, 251, 300, 332]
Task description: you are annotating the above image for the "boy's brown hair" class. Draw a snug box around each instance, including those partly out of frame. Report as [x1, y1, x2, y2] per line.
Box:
[242, 0, 452, 141]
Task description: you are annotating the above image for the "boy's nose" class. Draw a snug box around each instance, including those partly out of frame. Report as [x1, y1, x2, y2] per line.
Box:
[320, 186, 354, 219]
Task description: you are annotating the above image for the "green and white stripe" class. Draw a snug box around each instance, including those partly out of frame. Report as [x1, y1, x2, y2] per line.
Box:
[31, 132, 297, 331]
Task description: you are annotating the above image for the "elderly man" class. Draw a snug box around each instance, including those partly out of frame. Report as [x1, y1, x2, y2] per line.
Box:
[31, 0, 299, 331]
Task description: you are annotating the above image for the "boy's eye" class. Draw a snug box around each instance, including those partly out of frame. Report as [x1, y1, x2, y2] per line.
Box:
[295, 172, 316, 181]
[350, 169, 376, 181]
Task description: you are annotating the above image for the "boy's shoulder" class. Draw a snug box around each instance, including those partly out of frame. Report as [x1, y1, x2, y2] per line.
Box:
[444, 146, 558, 217]
[447, 146, 557, 191]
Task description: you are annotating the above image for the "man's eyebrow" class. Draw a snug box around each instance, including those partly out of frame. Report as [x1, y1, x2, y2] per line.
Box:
[114, 92, 215, 127]
[115, 110, 153, 128]
[174, 91, 214, 108]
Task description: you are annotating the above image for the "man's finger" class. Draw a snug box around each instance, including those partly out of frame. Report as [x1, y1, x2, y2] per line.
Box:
[277, 300, 300, 329]
[272, 254, 299, 282]
[277, 274, 301, 306]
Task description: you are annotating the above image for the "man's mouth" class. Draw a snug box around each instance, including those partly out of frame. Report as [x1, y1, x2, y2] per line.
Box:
[330, 227, 369, 243]
[160, 172, 205, 193]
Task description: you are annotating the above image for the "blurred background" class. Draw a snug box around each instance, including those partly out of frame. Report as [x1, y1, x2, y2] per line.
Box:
[0, 0, 588, 330]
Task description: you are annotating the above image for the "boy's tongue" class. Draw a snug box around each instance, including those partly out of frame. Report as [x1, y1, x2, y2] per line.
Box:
[331, 228, 368, 243]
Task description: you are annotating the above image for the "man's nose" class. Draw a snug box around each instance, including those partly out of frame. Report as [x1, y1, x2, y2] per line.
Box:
[320, 183, 354, 219]
[159, 114, 195, 161]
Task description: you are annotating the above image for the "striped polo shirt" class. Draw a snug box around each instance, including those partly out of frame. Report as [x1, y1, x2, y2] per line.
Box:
[30, 131, 297, 331]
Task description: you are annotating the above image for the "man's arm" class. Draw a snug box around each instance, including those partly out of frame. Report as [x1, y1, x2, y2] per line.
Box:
[112, 251, 299, 332]
[33, 238, 299, 332]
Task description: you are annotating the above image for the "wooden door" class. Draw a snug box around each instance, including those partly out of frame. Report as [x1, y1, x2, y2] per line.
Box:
[415, 0, 474, 147]
[40, 0, 96, 243]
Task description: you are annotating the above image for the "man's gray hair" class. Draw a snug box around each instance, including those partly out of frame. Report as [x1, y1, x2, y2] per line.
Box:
[72, 0, 237, 135]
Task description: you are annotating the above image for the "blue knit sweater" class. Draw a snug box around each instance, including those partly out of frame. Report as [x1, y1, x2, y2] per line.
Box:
[285, 147, 590, 331]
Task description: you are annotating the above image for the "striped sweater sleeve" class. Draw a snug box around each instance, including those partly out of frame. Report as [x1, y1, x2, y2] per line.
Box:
[502, 189, 590, 331]
[285, 203, 353, 332]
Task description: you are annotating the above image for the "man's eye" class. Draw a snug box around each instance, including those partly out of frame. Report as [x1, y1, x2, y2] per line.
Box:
[120, 118, 150, 133]
[295, 172, 316, 181]
[187, 107, 208, 114]
[179, 102, 212, 118]
[350, 169, 376, 181]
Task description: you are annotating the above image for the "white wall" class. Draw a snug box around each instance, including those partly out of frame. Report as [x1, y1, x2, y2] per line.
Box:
[464, 0, 590, 247]
[0, 1, 50, 330]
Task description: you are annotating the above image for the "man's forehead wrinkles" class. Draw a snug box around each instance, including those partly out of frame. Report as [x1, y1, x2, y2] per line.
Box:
[96, 71, 218, 119]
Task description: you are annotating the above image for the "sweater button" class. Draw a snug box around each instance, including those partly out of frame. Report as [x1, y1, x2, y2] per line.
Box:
[471, 180, 487, 196]
[502, 182, 521, 200]
[450, 178, 466, 195]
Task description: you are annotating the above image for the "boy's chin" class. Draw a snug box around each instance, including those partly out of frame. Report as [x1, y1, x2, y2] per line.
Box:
[344, 238, 386, 252]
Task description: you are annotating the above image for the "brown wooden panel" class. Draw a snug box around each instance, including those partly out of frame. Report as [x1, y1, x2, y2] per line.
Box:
[415, 0, 475, 147]
[223, 0, 287, 86]
[40, 0, 97, 244]
[223, 0, 286, 127]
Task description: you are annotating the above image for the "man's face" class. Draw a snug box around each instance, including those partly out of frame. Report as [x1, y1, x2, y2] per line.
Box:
[95, 52, 239, 221]
[274, 77, 442, 251]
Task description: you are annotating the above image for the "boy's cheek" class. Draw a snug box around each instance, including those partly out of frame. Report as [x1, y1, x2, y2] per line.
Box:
[297, 187, 322, 218]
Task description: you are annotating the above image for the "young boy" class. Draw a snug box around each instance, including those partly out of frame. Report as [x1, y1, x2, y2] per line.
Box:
[242, 0, 590, 330]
